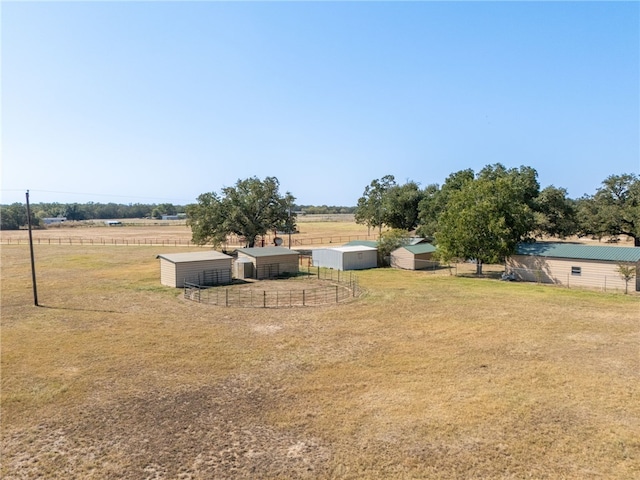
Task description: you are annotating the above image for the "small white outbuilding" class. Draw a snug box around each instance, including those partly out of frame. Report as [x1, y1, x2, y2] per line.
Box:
[312, 245, 378, 271]
[157, 251, 233, 288]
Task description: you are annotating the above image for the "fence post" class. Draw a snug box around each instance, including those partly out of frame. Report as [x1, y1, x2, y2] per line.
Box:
[336, 285, 339, 303]
[263, 291, 266, 308]
[303, 289, 306, 306]
[225, 289, 229, 307]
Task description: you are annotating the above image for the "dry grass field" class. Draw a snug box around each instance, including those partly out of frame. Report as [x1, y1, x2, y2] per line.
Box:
[0, 214, 374, 248]
[1, 221, 639, 479]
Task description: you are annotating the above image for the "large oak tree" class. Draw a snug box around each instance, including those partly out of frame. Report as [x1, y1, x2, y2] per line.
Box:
[577, 173, 640, 246]
[354, 175, 396, 234]
[435, 165, 538, 274]
[186, 176, 295, 248]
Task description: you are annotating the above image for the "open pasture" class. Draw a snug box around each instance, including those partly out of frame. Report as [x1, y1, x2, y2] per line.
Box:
[1, 237, 639, 479]
[0, 214, 374, 248]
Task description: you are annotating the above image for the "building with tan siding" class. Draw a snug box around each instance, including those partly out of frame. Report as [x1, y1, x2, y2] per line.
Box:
[236, 247, 300, 279]
[506, 243, 640, 292]
[390, 243, 437, 270]
[157, 251, 233, 288]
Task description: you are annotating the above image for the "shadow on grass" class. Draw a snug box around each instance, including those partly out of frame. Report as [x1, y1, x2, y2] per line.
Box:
[38, 304, 123, 314]
[456, 271, 505, 280]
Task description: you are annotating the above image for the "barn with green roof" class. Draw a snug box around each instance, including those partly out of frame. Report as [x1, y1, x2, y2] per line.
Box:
[506, 242, 640, 292]
[390, 243, 437, 270]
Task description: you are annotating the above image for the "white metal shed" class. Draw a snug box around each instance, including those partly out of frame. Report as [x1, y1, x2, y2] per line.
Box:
[157, 251, 233, 288]
[312, 245, 378, 271]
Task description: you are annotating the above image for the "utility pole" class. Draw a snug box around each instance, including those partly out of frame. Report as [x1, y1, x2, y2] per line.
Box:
[288, 203, 292, 249]
[25, 190, 39, 306]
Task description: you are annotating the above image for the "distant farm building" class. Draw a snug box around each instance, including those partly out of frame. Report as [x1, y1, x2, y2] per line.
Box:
[157, 251, 233, 288]
[506, 243, 640, 292]
[312, 245, 378, 271]
[236, 247, 300, 280]
[390, 243, 437, 270]
[43, 217, 66, 225]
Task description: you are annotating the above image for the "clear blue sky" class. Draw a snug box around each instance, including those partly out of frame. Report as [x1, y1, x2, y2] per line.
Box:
[2, 1, 638, 206]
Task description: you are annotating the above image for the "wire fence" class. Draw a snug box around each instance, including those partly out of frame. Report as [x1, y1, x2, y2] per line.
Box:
[505, 266, 635, 293]
[0, 233, 378, 248]
[0, 236, 197, 246]
[184, 266, 360, 308]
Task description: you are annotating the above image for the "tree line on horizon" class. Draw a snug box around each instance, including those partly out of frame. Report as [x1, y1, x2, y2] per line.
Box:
[0, 199, 354, 231]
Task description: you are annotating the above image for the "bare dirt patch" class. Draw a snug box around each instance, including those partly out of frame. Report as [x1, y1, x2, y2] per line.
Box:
[2, 377, 331, 479]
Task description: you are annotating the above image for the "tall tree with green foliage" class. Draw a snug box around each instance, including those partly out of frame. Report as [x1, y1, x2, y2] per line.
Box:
[381, 181, 424, 231]
[435, 166, 537, 274]
[0, 203, 28, 230]
[63, 203, 87, 221]
[151, 203, 177, 219]
[416, 169, 475, 239]
[377, 228, 411, 266]
[533, 186, 578, 238]
[577, 173, 640, 246]
[355, 175, 396, 234]
[186, 176, 296, 248]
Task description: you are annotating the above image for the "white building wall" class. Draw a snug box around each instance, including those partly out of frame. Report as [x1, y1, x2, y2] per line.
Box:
[342, 249, 377, 270]
[312, 249, 344, 270]
[160, 258, 232, 288]
[313, 247, 377, 271]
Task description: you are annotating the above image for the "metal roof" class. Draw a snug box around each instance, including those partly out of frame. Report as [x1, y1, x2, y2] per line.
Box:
[343, 240, 379, 248]
[324, 245, 377, 253]
[237, 246, 300, 258]
[402, 243, 437, 255]
[156, 251, 232, 263]
[515, 243, 640, 263]
[406, 237, 428, 246]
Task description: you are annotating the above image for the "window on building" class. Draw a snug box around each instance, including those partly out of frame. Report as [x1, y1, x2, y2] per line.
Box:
[571, 266, 581, 276]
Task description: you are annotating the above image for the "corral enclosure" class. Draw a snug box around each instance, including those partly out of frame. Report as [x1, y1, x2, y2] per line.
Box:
[1, 221, 639, 479]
